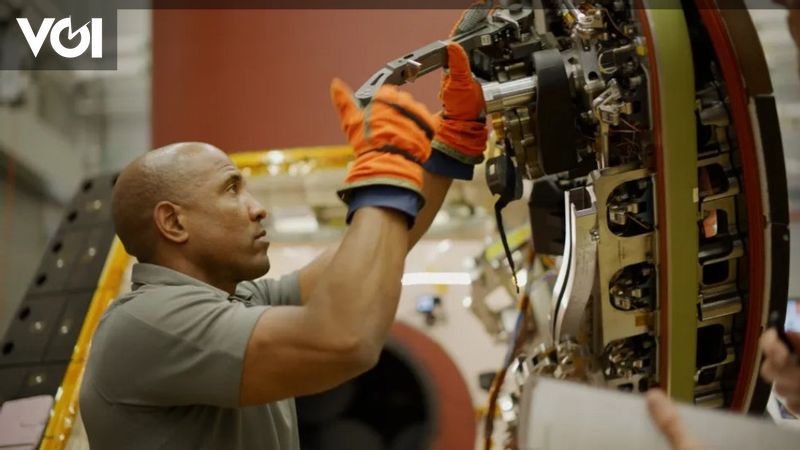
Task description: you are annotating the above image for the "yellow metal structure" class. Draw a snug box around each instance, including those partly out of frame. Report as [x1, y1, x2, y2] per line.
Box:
[483, 226, 531, 263]
[39, 239, 131, 450]
[230, 145, 354, 175]
[644, 4, 699, 402]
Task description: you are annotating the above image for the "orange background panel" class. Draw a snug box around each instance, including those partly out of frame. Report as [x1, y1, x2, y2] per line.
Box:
[152, 10, 458, 152]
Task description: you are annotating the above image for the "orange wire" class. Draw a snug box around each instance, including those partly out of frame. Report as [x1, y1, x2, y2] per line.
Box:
[482, 249, 536, 450]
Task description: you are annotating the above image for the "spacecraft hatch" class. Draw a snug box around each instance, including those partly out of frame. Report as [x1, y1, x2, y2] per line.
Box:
[356, 0, 790, 437]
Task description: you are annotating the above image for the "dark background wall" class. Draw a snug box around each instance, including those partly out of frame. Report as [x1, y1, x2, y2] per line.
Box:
[152, 10, 457, 152]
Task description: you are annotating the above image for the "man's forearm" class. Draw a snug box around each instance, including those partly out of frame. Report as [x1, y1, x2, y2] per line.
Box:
[303, 207, 409, 356]
[409, 170, 454, 249]
[298, 169, 453, 304]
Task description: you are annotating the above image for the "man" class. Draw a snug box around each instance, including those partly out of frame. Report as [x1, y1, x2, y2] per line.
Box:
[79, 43, 486, 449]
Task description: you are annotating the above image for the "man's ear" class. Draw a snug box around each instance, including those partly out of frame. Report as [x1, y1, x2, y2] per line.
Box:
[153, 201, 189, 244]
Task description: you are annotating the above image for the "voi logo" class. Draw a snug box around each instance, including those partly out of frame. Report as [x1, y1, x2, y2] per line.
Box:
[16, 17, 102, 59]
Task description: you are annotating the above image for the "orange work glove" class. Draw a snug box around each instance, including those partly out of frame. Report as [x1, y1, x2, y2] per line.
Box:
[330, 78, 435, 203]
[431, 43, 488, 166]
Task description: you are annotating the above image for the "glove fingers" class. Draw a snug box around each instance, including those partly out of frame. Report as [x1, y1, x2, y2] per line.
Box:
[440, 43, 485, 121]
[330, 78, 363, 135]
[446, 43, 472, 80]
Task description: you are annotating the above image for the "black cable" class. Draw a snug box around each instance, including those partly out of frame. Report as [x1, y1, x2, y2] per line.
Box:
[495, 200, 519, 293]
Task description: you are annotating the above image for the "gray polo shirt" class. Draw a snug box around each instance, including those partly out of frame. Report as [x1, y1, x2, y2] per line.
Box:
[80, 263, 302, 450]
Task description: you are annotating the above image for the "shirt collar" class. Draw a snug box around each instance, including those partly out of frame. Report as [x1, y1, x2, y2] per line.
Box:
[130, 263, 254, 302]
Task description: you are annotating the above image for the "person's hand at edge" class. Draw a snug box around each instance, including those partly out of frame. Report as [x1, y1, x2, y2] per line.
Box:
[646, 389, 706, 450]
[760, 328, 800, 415]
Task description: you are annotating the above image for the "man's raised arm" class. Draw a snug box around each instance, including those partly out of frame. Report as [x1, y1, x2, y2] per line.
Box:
[239, 79, 437, 405]
[298, 42, 488, 303]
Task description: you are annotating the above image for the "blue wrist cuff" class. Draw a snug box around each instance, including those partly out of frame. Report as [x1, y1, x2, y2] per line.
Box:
[346, 186, 422, 227]
[423, 150, 474, 180]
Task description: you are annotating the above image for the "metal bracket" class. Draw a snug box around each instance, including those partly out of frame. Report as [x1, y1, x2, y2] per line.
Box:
[354, 8, 533, 106]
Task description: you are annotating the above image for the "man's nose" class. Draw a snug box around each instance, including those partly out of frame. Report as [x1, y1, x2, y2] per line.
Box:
[247, 194, 267, 221]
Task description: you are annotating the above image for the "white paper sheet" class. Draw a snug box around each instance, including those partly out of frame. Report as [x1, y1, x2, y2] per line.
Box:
[518, 377, 800, 450]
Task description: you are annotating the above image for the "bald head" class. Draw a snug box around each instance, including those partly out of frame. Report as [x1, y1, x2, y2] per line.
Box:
[112, 142, 228, 261]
